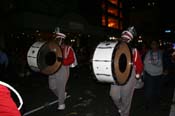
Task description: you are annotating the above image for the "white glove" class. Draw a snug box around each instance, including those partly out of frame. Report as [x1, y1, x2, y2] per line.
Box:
[136, 74, 140, 79]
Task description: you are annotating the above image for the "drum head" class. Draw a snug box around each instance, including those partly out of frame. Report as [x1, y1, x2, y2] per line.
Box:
[39, 41, 62, 75]
[113, 42, 132, 85]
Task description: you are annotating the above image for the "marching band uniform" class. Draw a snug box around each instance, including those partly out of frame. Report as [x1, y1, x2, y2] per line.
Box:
[0, 85, 21, 116]
[48, 28, 75, 110]
[110, 26, 143, 116]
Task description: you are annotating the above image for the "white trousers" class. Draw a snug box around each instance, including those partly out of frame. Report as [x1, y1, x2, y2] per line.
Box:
[110, 69, 137, 116]
[48, 65, 69, 105]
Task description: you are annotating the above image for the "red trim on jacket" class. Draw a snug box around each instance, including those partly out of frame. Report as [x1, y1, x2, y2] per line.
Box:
[62, 45, 75, 66]
[0, 85, 21, 116]
[133, 48, 144, 75]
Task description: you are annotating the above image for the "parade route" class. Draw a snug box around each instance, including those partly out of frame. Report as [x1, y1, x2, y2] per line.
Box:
[9, 65, 174, 116]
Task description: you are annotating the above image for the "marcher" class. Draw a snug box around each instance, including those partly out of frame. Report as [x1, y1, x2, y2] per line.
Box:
[48, 27, 75, 110]
[110, 26, 143, 116]
[169, 51, 175, 116]
[143, 40, 164, 110]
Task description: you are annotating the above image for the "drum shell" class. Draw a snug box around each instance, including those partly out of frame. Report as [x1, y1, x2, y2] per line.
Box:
[27, 41, 46, 72]
[92, 41, 118, 83]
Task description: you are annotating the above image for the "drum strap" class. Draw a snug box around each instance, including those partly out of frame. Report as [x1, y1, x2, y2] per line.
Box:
[64, 46, 69, 59]
[133, 48, 138, 62]
[132, 48, 144, 77]
[65, 47, 78, 67]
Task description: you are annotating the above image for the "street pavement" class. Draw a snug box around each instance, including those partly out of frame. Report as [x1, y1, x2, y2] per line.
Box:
[7, 64, 174, 116]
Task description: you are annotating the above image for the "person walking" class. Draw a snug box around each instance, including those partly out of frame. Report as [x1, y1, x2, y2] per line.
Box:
[110, 26, 143, 116]
[143, 40, 164, 110]
[48, 27, 75, 110]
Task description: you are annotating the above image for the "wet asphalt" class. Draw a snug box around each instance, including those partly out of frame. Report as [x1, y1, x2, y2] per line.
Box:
[6, 64, 174, 116]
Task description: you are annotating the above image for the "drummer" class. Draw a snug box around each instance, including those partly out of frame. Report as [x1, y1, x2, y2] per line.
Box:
[109, 26, 143, 116]
[48, 27, 75, 110]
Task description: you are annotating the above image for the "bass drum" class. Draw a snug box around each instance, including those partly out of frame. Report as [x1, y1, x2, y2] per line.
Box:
[27, 41, 62, 75]
[92, 41, 132, 85]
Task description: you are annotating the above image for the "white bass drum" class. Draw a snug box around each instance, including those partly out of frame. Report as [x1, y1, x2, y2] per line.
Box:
[92, 41, 132, 85]
[27, 41, 62, 75]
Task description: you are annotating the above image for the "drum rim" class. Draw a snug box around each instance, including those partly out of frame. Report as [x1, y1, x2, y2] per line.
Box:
[44, 50, 63, 75]
[40, 41, 63, 75]
[37, 41, 47, 71]
[50, 43, 63, 75]
[112, 41, 132, 85]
